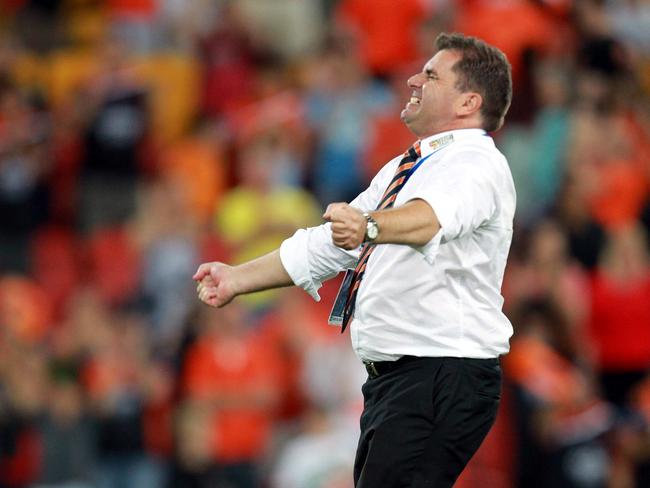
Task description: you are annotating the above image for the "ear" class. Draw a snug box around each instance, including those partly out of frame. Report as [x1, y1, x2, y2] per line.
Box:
[456, 92, 483, 117]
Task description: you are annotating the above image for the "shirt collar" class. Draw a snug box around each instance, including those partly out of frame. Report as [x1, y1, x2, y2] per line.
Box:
[419, 128, 488, 158]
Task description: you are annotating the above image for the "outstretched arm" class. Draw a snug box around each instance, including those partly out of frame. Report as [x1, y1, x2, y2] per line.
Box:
[193, 250, 293, 307]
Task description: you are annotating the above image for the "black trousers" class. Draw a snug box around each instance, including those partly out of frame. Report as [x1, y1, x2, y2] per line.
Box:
[354, 356, 501, 488]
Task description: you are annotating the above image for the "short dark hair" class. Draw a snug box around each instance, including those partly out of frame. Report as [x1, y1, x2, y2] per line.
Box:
[436, 33, 512, 132]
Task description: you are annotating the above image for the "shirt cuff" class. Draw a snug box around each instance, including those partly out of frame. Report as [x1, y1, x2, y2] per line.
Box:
[279, 229, 322, 301]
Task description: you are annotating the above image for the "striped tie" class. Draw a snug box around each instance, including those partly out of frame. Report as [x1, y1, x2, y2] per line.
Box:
[341, 141, 422, 331]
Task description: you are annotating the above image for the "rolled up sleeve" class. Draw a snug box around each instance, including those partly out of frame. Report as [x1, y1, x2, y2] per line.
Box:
[280, 223, 359, 301]
[413, 227, 444, 265]
[409, 153, 497, 263]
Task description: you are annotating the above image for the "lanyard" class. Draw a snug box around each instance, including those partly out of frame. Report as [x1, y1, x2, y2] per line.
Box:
[402, 152, 433, 186]
[399, 141, 447, 188]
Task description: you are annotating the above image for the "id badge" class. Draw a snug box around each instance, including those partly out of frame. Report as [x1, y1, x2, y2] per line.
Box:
[328, 269, 354, 326]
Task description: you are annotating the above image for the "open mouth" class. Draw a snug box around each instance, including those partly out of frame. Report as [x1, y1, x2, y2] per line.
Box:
[408, 94, 421, 106]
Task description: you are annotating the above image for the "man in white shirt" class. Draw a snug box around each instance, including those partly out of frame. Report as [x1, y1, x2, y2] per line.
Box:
[195, 32, 514, 488]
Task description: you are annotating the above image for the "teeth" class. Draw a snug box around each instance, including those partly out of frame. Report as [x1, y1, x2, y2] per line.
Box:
[409, 97, 420, 104]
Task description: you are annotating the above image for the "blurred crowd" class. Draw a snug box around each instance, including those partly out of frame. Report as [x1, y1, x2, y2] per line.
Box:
[0, 0, 649, 487]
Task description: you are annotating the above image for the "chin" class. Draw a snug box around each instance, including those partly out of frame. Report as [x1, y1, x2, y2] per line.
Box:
[400, 109, 416, 126]
[400, 114, 417, 134]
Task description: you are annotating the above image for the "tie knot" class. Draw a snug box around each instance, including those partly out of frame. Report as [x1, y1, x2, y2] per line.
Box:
[404, 141, 421, 160]
[400, 141, 421, 165]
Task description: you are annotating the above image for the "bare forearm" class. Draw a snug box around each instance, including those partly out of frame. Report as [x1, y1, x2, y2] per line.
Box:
[370, 199, 440, 246]
[230, 249, 294, 296]
[194, 249, 294, 307]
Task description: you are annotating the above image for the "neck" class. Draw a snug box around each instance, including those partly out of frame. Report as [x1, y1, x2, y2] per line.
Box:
[413, 120, 484, 139]
[418, 126, 484, 140]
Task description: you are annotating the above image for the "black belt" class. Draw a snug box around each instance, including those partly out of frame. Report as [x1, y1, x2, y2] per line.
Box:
[363, 355, 421, 378]
[363, 355, 500, 379]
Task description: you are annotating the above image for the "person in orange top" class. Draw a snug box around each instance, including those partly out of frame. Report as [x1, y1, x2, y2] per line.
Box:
[159, 119, 227, 227]
[504, 298, 614, 488]
[181, 303, 282, 488]
[582, 111, 649, 230]
[588, 224, 650, 406]
[453, 0, 560, 85]
[0, 275, 53, 344]
[335, 0, 430, 77]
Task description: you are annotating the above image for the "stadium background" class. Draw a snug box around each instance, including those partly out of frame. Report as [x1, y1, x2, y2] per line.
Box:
[0, 0, 649, 487]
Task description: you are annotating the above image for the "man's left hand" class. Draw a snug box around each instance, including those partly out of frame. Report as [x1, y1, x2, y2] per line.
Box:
[323, 202, 366, 250]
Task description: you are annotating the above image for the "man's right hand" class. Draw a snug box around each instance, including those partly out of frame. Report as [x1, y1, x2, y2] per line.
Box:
[193, 262, 238, 308]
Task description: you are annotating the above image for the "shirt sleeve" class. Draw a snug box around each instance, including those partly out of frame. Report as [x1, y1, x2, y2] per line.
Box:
[280, 155, 400, 300]
[280, 224, 359, 301]
[408, 150, 497, 263]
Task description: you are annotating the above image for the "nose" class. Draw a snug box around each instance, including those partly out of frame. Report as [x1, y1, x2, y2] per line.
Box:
[407, 73, 423, 89]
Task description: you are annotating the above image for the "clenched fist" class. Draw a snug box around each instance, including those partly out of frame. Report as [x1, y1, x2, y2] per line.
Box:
[323, 202, 366, 250]
[193, 262, 238, 307]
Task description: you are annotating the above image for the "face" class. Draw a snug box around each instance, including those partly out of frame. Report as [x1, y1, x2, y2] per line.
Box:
[401, 49, 467, 137]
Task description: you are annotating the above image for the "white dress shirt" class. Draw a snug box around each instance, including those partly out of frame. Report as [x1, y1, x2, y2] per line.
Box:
[280, 128, 516, 361]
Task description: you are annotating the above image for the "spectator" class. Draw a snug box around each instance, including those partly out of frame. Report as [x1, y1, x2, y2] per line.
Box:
[504, 298, 614, 488]
[588, 224, 650, 407]
[504, 219, 591, 337]
[76, 38, 150, 234]
[335, 0, 430, 79]
[303, 35, 394, 205]
[271, 407, 359, 488]
[181, 304, 282, 488]
[501, 59, 572, 224]
[82, 313, 165, 488]
[35, 377, 96, 487]
[0, 83, 52, 273]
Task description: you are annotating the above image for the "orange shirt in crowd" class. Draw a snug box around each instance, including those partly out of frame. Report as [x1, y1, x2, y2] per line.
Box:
[588, 157, 648, 229]
[335, 0, 428, 76]
[160, 138, 226, 225]
[0, 276, 53, 344]
[256, 289, 342, 419]
[364, 112, 418, 179]
[588, 272, 650, 371]
[504, 336, 589, 407]
[256, 313, 308, 420]
[183, 332, 282, 463]
[454, 0, 558, 83]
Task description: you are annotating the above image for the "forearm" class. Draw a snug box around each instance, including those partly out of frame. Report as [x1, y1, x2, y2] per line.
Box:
[231, 249, 294, 296]
[370, 199, 440, 246]
[196, 228, 356, 307]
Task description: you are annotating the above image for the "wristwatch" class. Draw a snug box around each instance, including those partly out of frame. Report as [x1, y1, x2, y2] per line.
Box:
[363, 212, 379, 242]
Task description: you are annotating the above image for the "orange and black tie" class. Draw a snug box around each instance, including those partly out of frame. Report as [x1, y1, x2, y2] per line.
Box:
[341, 141, 422, 332]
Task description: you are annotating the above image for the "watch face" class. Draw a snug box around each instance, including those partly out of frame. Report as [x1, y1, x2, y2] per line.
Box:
[367, 222, 379, 240]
